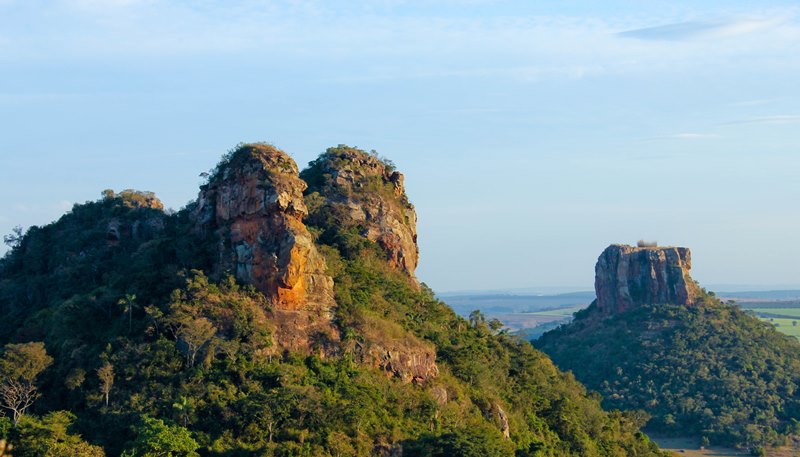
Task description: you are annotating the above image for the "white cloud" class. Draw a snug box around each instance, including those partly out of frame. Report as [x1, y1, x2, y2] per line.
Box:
[619, 17, 785, 41]
[1, 2, 799, 84]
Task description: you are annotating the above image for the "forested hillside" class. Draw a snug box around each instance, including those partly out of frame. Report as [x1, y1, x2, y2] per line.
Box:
[538, 286, 800, 453]
[0, 144, 666, 456]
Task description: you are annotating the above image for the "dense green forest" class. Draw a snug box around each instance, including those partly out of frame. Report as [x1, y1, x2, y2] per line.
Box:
[536, 292, 800, 453]
[0, 144, 666, 456]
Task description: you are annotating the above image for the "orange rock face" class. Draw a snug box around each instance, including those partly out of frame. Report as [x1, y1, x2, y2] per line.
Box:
[595, 244, 700, 314]
[194, 144, 335, 315]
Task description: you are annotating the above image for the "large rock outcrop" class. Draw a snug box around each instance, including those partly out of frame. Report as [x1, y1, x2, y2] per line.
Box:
[301, 146, 419, 280]
[595, 244, 699, 314]
[194, 144, 335, 316]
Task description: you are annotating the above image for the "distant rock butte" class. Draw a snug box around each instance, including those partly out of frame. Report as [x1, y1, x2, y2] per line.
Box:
[303, 146, 419, 281]
[194, 144, 335, 315]
[595, 244, 700, 313]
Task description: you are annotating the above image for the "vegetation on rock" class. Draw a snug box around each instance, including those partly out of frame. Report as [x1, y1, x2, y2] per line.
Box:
[0, 144, 667, 456]
[536, 290, 800, 450]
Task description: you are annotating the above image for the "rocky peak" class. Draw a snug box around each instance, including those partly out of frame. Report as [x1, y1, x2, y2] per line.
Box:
[194, 143, 335, 315]
[100, 190, 166, 246]
[595, 244, 699, 314]
[301, 145, 419, 280]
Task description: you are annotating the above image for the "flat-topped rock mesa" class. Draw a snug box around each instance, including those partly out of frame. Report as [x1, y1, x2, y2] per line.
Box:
[301, 145, 419, 281]
[193, 143, 335, 315]
[595, 244, 700, 313]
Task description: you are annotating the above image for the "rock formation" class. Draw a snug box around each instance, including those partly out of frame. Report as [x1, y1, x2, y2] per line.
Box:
[301, 146, 419, 280]
[194, 144, 335, 316]
[103, 190, 166, 246]
[595, 244, 699, 314]
[359, 338, 439, 384]
[352, 316, 439, 384]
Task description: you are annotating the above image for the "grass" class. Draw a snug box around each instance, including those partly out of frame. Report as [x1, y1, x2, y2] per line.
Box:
[736, 305, 800, 339]
[759, 317, 800, 338]
[651, 435, 800, 456]
[652, 435, 747, 456]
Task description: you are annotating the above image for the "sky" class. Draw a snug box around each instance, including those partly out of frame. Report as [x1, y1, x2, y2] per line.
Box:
[1, 0, 799, 292]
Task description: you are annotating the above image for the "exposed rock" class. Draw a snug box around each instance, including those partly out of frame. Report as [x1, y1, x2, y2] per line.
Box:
[595, 244, 699, 314]
[492, 403, 511, 439]
[103, 190, 166, 246]
[361, 340, 438, 384]
[194, 144, 335, 316]
[429, 385, 449, 405]
[373, 443, 403, 457]
[269, 309, 339, 356]
[301, 145, 419, 281]
[353, 316, 438, 384]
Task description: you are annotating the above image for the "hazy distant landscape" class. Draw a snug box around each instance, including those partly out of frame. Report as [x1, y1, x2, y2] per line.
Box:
[446, 289, 800, 340]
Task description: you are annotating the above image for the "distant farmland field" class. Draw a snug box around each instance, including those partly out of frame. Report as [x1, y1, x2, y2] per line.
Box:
[736, 300, 800, 339]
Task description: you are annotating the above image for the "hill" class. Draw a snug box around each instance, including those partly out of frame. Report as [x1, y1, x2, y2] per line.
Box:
[536, 244, 800, 453]
[0, 144, 666, 456]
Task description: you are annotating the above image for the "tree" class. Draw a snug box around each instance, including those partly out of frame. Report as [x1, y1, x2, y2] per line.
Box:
[469, 310, 486, 329]
[119, 294, 137, 334]
[177, 317, 216, 368]
[12, 411, 105, 456]
[122, 416, 199, 457]
[488, 318, 504, 332]
[171, 397, 193, 428]
[2, 226, 23, 249]
[97, 362, 114, 407]
[65, 368, 86, 391]
[0, 342, 53, 424]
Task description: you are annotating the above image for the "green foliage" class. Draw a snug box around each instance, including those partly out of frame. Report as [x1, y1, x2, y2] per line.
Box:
[5, 411, 105, 457]
[404, 424, 514, 457]
[0, 342, 53, 424]
[0, 342, 53, 384]
[122, 416, 198, 457]
[536, 297, 800, 448]
[0, 148, 671, 456]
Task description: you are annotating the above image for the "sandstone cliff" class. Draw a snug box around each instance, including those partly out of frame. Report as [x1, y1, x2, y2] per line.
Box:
[595, 244, 699, 313]
[301, 146, 419, 281]
[193, 144, 335, 316]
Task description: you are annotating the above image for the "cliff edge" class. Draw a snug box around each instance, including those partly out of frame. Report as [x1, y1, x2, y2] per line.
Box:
[193, 143, 336, 315]
[595, 244, 699, 314]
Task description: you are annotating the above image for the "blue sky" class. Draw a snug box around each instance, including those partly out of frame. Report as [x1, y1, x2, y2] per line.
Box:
[1, 0, 799, 292]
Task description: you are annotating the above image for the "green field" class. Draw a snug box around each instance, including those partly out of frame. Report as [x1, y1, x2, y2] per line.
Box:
[528, 306, 584, 316]
[753, 308, 800, 318]
[652, 435, 800, 457]
[759, 317, 800, 338]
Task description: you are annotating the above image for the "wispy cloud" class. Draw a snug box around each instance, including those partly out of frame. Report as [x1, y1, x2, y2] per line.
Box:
[619, 17, 784, 41]
[1, 2, 799, 85]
